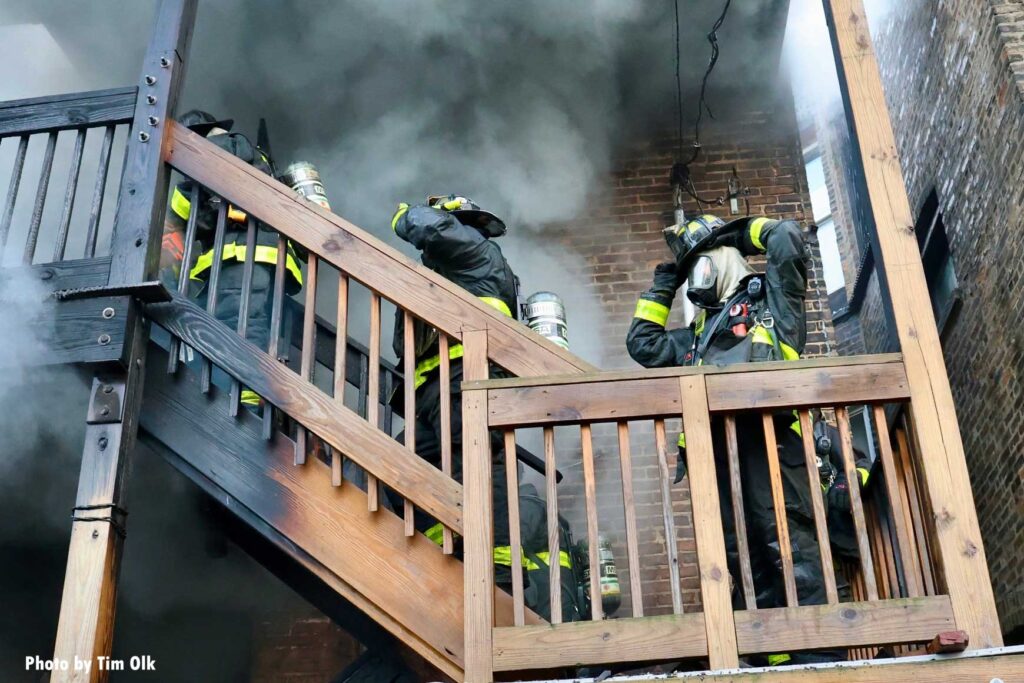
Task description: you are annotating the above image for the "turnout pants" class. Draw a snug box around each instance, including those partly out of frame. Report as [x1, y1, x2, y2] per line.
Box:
[712, 413, 843, 663]
[395, 361, 514, 586]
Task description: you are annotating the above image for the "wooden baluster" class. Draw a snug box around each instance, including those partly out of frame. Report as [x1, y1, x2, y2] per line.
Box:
[504, 430, 525, 626]
[461, 328, 492, 683]
[580, 423, 602, 621]
[382, 372, 395, 436]
[762, 413, 798, 606]
[167, 183, 201, 374]
[891, 427, 925, 596]
[52, 128, 86, 261]
[200, 202, 227, 394]
[330, 272, 349, 486]
[84, 125, 115, 258]
[365, 291, 381, 511]
[0, 135, 29, 252]
[439, 334, 455, 555]
[654, 419, 684, 615]
[724, 415, 757, 610]
[23, 130, 57, 263]
[294, 254, 318, 465]
[896, 424, 936, 595]
[872, 405, 922, 598]
[867, 500, 893, 599]
[402, 311, 416, 536]
[229, 215, 259, 416]
[544, 426, 562, 623]
[262, 233, 288, 441]
[798, 410, 839, 604]
[616, 421, 643, 618]
[836, 407, 879, 601]
[877, 489, 903, 599]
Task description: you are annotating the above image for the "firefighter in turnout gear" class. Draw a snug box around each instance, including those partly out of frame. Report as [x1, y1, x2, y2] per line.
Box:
[168, 110, 304, 408]
[390, 194, 519, 587]
[626, 214, 842, 665]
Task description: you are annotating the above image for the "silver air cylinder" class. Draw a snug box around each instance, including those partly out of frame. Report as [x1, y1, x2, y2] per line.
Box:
[524, 291, 569, 350]
[280, 161, 331, 211]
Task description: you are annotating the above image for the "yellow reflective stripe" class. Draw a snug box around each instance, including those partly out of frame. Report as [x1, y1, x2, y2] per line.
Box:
[767, 653, 791, 666]
[493, 547, 572, 569]
[695, 309, 706, 335]
[425, 523, 444, 545]
[190, 244, 304, 286]
[633, 299, 670, 326]
[171, 187, 191, 220]
[478, 296, 513, 318]
[857, 467, 870, 487]
[750, 325, 799, 361]
[412, 296, 512, 388]
[391, 203, 409, 231]
[749, 217, 773, 252]
[240, 389, 260, 406]
[677, 433, 686, 449]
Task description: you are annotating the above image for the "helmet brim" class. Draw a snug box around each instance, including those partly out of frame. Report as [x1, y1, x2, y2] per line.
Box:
[185, 118, 234, 136]
[451, 208, 507, 237]
[676, 217, 749, 275]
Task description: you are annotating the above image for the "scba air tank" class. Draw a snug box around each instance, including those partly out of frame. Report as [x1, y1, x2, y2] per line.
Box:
[280, 161, 331, 211]
[524, 291, 569, 350]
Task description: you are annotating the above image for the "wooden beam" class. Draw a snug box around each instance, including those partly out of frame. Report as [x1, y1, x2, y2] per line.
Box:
[679, 376, 738, 670]
[735, 595, 955, 654]
[492, 613, 708, 672]
[484, 361, 908, 428]
[51, 3, 196, 680]
[585, 650, 1024, 682]
[0, 87, 136, 137]
[145, 293, 462, 532]
[163, 122, 595, 379]
[824, 0, 1001, 648]
[461, 329, 494, 683]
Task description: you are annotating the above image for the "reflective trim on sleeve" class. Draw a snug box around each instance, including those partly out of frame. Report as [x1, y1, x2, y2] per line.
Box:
[633, 299, 670, 326]
[751, 325, 800, 361]
[190, 243, 304, 286]
[241, 389, 260, 406]
[171, 187, 192, 220]
[677, 433, 686, 449]
[749, 217, 774, 252]
[767, 654, 791, 666]
[412, 295, 512, 388]
[857, 467, 870, 487]
[425, 523, 445, 545]
[391, 203, 409, 231]
[477, 296, 513, 318]
[694, 309, 707, 335]
[493, 547, 572, 569]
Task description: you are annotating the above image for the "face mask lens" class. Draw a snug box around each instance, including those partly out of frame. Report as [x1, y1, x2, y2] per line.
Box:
[689, 255, 716, 290]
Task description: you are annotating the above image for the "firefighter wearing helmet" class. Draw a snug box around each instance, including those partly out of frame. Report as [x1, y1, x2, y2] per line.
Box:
[626, 213, 842, 665]
[390, 195, 520, 589]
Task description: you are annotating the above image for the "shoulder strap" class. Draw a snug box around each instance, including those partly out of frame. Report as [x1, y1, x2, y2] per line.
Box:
[695, 289, 750, 360]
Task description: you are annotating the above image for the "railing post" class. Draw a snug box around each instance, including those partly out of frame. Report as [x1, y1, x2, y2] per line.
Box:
[51, 2, 197, 680]
[824, 0, 1002, 648]
[462, 328, 493, 682]
[679, 376, 739, 670]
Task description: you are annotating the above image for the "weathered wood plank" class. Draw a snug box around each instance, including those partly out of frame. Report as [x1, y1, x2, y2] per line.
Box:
[439, 334, 455, 555]
[483, 362, 908, 427]
[580, 423, 602, 621]
[504, 431, 525, 626]
[461, 329, 493, 683]
[725, 415, 757, 610]
[654, 419, 684, 615]
[763, 413, 798, 607]
[734, 595, 955, 654]
[873, 405, 922, 598]
[617, 421, 643, 618]
[0, 87, 136, 137]
[824, 0, 1001, 647]
[145, 293, 463, 532]
[799, 410, 839, 604]
[366, 291, 381, 511]
[836, 407, 878, 601]
[492, 613, 708, 671]
[680, 376, 738, 670]
[164, 121, 595, 379]
[544, 426, 562, 624]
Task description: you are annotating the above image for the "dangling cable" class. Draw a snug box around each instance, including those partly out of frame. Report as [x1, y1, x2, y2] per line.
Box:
[688, 0, 732, 164]
[674, 0, 684, 159]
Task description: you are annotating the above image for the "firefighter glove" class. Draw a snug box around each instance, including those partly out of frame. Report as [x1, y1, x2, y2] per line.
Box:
[652, 261, 683, 297]
[674, 446, 688, 484]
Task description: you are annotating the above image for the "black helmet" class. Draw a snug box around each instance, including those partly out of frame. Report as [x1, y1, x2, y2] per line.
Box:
[428, 194, 507, 238]
[177, 109, 234, 136]
[665, 214, 747, 275]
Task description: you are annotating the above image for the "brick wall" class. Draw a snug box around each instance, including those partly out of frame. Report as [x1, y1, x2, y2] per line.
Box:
[251, 608, 364, 683]
[832, 0, 1024, 636]
[532, 93, 834, 617]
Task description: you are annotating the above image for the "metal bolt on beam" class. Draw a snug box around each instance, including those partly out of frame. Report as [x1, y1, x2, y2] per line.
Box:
[146, 95, 157, 105]
[138, 132, 150, 142]
[147, 116, 160, 126]
[102, 307, 115, 319]
[97, 334, 111, 345]
[159, 56, 171, 68]
[144, 75, 157, 85]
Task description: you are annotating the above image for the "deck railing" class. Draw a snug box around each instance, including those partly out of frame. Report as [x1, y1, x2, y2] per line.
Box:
[460, 351, 962, 679]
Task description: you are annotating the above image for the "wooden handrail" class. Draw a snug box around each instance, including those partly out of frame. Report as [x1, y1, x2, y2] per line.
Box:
[0, 86, 136, 137]
[162, 121, 597, 379]
[481, 358, 911, 428]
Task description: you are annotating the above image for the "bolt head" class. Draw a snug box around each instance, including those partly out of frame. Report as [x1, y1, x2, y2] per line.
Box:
[98, 436, 108, 449]
[148, 115, 160, 126]
[100, 406, 110, 416]
[159, 56, 171, 68]
[102, 307, 115, 319]
[144, 74, 157, 85]
[92, 530, 99, 539]
[103, 384, 113, 394]
[138, 131, 150, 142]
[146, 94, 157, 105]
[98, 333, 111, 345]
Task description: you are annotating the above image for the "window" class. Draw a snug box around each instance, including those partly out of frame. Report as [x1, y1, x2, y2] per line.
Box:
[803, 151, 846, 295]
[915, 191, 960, 335]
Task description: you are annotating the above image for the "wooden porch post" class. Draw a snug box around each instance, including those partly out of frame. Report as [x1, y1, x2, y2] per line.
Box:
[51, 1, 197, 680]
[462, 328, 494, 682]
[823, 0, 1002, 648]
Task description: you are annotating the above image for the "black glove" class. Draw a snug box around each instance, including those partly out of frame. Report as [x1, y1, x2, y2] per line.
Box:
[652, 262, 683, 298]
[673, 446, 688, 483]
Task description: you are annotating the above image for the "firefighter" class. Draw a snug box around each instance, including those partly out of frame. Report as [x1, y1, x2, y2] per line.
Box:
[390, 195, 519, 587]
[626, 214, 841, 665]
[169, 110, 304, 408]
